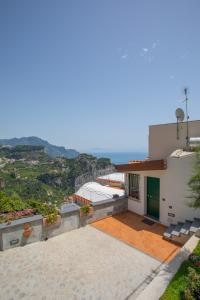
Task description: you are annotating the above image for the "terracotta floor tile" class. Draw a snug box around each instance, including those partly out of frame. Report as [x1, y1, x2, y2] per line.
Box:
[92, 212, 180, 262]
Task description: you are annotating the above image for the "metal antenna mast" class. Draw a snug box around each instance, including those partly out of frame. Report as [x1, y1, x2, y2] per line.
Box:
[184, 88, 189, 149]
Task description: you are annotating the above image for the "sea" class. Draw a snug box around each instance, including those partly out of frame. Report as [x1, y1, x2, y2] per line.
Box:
[91, 152, 147, 164]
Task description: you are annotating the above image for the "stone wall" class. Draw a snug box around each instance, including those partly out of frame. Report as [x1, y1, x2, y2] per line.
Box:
[0, 198, 128, 251]
[83, 197, 128, 225]
[0, 204, 80, 251]
[0, 215, 43, 251]
[42, 204, 80, 239]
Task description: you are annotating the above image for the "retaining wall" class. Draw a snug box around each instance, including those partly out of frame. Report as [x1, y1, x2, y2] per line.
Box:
[0, 198, 128, 251]
[86, 197, 128, 224]
[0, 215, 43, 251]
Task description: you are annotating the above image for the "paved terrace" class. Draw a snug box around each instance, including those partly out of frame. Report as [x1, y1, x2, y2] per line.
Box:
[0, 225, 161, 300]
[92, 212, 180, 262]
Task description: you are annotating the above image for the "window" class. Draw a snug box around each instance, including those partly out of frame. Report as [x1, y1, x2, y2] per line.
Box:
[129, 174, 140, 199]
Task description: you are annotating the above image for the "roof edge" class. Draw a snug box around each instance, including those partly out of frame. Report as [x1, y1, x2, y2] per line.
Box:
[149, 119, 200, 128]
[115, 159, 167, 172]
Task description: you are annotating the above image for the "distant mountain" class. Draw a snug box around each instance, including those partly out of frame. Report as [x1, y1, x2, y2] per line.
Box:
[0, 137, 79, 158]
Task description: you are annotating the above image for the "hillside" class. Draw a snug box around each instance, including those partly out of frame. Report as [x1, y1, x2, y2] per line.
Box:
[0, 145, 113, 206]
[0, 137, 79, 158]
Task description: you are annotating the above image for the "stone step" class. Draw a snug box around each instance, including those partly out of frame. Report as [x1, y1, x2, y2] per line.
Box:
[171, 222, 184, 237]
[180, 220, 193, 235]
[190, 218, 200, 233]
[163, 224, 176, 238]
[164, 218, 200, 240]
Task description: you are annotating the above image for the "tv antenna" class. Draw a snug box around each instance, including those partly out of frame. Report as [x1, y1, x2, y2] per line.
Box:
[175, 108, 185, 140]
[183, 87, 189, 149]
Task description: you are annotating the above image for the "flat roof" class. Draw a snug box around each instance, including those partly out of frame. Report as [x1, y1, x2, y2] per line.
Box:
[97, 172, 125, 183]
[74, 182, 125, 203]
[149, 119, 200, 128]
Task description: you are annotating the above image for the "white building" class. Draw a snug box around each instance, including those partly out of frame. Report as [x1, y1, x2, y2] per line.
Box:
[116, 120, 200, 227]
[96, 172, 125, 188]
[73, 182, 125, 205]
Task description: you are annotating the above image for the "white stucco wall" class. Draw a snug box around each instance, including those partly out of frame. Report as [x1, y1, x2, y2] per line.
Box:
[149, 120, 200, 160]
[127, 170, 165, 218]
[127, 152, 200, 226]
[162, 152, 200, 225]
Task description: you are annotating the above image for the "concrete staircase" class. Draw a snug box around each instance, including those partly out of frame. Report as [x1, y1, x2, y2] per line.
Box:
[163, 218, 200, 245]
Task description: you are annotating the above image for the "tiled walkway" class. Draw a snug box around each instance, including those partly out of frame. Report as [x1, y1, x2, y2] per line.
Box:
[92, 212, 180, 262]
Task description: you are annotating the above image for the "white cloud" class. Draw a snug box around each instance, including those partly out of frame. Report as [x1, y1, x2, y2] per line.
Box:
[118, 48, 128, 60]
[140, 41, 159, 63]
[169, 75, 175, 80]
[140, 48, 149, 58]
[121, 54, 128, 59]
[140, 48, 153, 63]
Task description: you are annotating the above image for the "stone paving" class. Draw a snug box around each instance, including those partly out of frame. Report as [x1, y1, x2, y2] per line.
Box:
[0, 225, 161, 300]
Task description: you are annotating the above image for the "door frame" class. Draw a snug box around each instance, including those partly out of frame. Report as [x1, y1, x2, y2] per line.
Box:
[146, 176, 160, 220]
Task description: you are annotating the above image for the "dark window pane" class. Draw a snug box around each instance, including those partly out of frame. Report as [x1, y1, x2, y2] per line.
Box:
[129, 174, 140, 199]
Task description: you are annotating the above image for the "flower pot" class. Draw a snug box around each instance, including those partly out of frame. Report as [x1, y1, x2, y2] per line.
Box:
[23, 223, 32, 238]
[43, 215, 61, 228]
[88, 206, 94, 216]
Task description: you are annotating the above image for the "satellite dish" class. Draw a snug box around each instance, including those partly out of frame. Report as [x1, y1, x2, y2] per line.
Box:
[175, 108, 185, 122]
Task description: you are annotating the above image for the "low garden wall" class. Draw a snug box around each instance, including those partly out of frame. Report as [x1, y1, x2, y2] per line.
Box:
[0, 215, 43, 251]
[42, 203, 80, 239]
[82, 197, 128, 225]
[0, 198, 128, 251]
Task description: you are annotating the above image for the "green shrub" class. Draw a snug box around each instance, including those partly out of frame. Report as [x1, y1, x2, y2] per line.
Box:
[0, 192, 58, 224]
[45, 212, 58, 224]
[0, 215, 7, 224]
[80, 205, 90, 214]
[26, 199, 58, 217]
[184, 267, 200, 300]
[188, 147, 200, 208]
[193, 241, 200, 256]
[0, 192, 29, 213]
[161, 242, 200, 300]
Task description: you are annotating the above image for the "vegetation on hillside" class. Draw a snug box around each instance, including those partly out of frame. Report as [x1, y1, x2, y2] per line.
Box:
[0, 136, 79, 158]
[0, 145, 112, 207]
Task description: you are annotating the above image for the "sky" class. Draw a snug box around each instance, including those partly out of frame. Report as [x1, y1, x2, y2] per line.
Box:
[0, 0, 200, 152]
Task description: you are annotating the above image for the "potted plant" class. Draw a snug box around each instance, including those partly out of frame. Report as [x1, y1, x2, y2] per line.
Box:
[43, 212, 61, 227]
[80, 205, 93, 218]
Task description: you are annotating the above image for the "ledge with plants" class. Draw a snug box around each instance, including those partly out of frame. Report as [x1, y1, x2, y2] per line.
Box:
[0, 192, 60, 227]
[42, 212, 61, 227]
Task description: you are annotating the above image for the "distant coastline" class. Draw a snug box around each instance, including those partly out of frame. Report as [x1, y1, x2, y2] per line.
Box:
[90, 152, 147, 164]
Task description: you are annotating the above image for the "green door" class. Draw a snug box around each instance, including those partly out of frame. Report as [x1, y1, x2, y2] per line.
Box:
[147, 177, 160, 220]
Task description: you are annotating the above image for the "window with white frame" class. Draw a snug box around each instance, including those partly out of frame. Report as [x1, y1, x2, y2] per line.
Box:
[128, 174, 140, 199]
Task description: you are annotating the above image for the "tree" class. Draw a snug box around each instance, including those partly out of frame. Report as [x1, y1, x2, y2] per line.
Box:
[188, 148, 200, 208]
